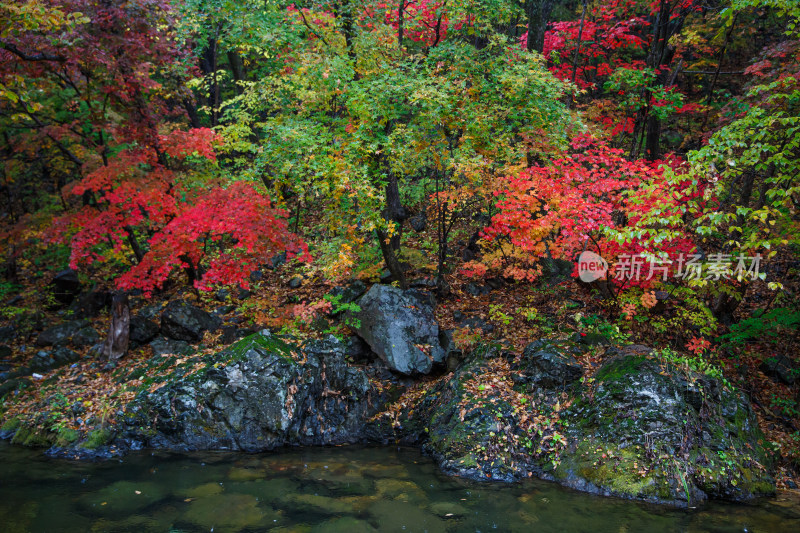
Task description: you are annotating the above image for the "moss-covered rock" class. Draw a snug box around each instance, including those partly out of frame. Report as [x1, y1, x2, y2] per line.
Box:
[120, 332, 389, 452]
[382, 347, 545, 482]
[78, 480, 167, 517]
[54, 427, 79, 447]
[82, 428, 113, 449]
[555, 354, 775, 505]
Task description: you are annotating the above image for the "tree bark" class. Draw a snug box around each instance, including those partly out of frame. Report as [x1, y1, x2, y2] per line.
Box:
[376, 228, 407, 289]
[102, 293, 130, 362]
[525, 0, 556, 53]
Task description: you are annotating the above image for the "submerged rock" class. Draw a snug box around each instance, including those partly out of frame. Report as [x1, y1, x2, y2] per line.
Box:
[122, 333, 388, 451]
[78, 480, 166, 517]
[350, 285, 446, 375]
[183, 493, 273, 531]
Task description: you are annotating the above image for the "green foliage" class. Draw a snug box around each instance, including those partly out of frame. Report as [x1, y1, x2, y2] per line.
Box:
[654, 347, 729, 385]
[323, 293, 362, 330]
[718, 307, 800, 346]
[577, 313, 630, 344]
[605, 67, 684, 121]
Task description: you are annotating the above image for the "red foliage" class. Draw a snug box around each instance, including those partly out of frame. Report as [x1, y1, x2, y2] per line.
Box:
[479, 135, 700, 286]
[58, 130, 308, 297]
[117, 181, 310, 296]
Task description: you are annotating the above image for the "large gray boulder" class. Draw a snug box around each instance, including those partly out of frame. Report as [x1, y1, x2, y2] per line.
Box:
[350, 285, 445, 375]
[122, 333, 385, 451]
[369, 344, 775, 505]
[554, 354, 775, 504]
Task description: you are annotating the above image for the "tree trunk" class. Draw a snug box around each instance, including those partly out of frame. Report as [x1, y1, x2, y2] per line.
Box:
[376, 228, 407, 289]
[102, 293, 130, 362]
[227, 51, 245, 94]
[384, 173, 407, 251]
[525, 0, 556, 53]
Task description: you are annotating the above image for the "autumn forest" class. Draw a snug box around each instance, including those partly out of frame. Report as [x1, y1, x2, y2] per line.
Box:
[1, 0, 799, 528]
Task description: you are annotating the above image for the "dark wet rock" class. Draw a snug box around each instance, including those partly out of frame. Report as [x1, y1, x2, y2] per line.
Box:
[121, 333, 387, 451]
[237, 288, 251, 300]
[50, 269, 81, 305]
[554, 354, 775, 505]
[269, 251, 287, 270]
[69, 290, 112, 318]
[215, 288, 230, 302]
[29, 347, 80, 372]
[138, 303, 165, 321]
[485, 278, 505, 290]
[71, 326, 100, 347]
[0, 326, 15, 343]
[410, 277, 437, 289]
[220, 326, 238, 345]
[760, 354, 797, 385]
[456, 316, 495, 334]
[160, 300, 220, 342]
[130, 316, 160, 345]
[213, 305, 236, 316]
[329, 280, 367, 307]
[465, 283, 490, 297]
[36, 319, 90, 347]
[0, 377, 31, 400]
[374, 347, 533, 482]
[540, 257, 574, 279]
[288, 276, 303, 289]
[409, 214, 427, 232]
[349, 285, 445, 375]
[149, 337, 192, 357]
[343, 336, 372, 362]
[512, 341, 583, 391]
[249, 269, 263, 282]
[0, 345, 11, 358]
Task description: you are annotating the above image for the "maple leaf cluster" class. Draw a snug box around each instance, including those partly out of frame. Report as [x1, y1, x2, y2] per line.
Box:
[57, 129, 308, 297]
[474, 135, 701, 286]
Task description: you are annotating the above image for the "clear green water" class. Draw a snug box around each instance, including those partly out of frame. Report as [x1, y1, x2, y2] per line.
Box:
[0, 442, 798, 532]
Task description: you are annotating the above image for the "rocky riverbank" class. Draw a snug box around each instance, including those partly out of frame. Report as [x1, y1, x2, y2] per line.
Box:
[0, 285, 777, 507]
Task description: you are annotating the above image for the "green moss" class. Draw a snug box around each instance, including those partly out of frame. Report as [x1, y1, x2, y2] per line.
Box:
[83, 428, 112, 449]
[55, 427, 79, 447]
[216, 333, 296, 364]
[13, 426, 52, 448]
[556, 440, 670, 500]
[1, 417, 20, 432]
[593, 355, 648, 382]
[10, 425, 30, 445]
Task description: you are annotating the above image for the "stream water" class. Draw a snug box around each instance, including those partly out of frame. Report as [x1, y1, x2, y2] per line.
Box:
[0, 442, 798, 532]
